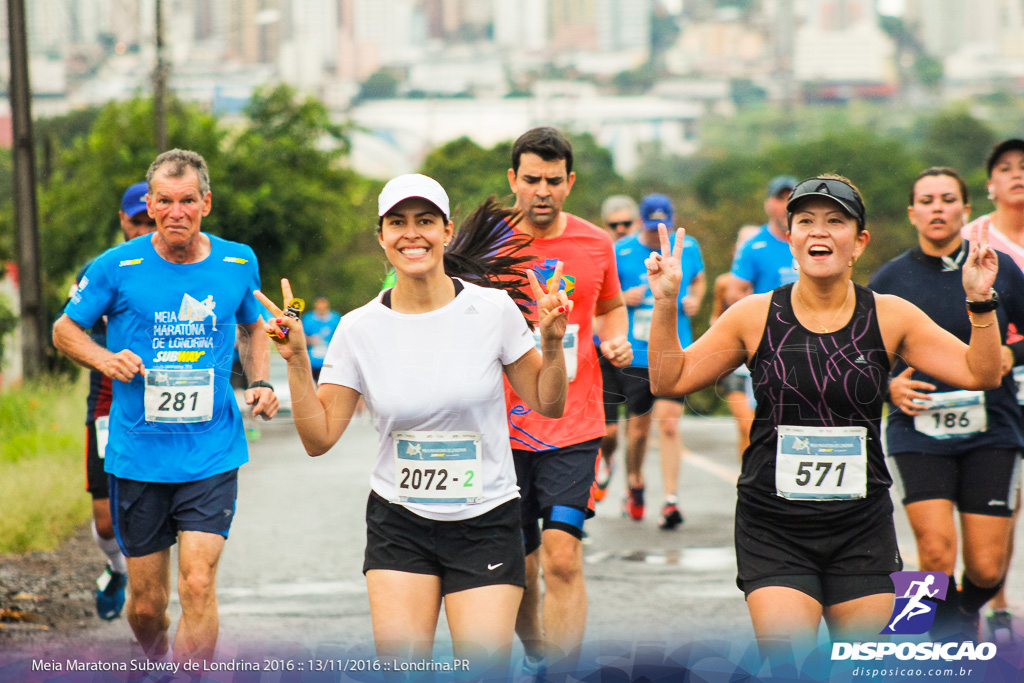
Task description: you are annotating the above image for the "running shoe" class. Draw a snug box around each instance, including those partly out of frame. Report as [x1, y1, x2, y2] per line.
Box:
[987, 609, 1015, 644]
[623, 485, 645, 521]
[95, 567, 127, 621]
[659, 501, 684, 530]
[594, 458, 614, 502]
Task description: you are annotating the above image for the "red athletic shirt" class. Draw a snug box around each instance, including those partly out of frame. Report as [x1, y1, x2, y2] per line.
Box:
[505, 213, 621, 451]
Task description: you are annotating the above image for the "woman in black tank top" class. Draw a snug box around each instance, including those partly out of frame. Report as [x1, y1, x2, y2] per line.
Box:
[644, 175, 1003, 659]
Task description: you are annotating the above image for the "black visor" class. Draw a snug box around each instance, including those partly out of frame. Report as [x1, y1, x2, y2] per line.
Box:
[787, 177, 865, 228]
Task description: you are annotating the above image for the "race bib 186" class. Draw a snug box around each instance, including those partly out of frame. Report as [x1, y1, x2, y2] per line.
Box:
[913, 390, 986, 439]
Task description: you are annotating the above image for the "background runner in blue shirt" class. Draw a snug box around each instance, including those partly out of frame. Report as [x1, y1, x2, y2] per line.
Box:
[301, 296, 342, 382]
[727, 175, 799, 300]
[611, 193, 704, 528]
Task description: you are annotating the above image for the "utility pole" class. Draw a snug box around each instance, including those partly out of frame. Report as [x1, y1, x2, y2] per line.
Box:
[7, 0, 46, 379]
[154, 0, 168, 151]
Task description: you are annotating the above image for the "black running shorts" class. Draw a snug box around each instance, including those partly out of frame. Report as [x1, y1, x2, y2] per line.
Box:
[891, 448, 1021, 517]
[363, 491, 526, 595]
[734, 492, 901, 605]
[600, 352, 626, 424]
[85, 421, 109, 499]
[600, 365, 685, 420]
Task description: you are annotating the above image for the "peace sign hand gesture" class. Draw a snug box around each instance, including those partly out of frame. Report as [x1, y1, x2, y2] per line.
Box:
[644, 224, 685, 301]
[253, 278, 307, 362]
[962, 222, 998, 301]
[527, 260, 573, 344]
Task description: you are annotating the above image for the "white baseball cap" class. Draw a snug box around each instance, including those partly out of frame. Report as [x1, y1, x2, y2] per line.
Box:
[377, 174, 450, 220]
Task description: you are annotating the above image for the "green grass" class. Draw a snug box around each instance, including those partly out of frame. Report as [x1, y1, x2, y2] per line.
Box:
[0, 377, 91, 553]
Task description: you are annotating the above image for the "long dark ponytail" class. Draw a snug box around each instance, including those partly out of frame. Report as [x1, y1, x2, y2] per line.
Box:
[443, 196, 536, 325]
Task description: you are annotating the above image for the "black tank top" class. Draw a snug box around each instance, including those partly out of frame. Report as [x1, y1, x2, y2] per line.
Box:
[741, 283, 892, 518]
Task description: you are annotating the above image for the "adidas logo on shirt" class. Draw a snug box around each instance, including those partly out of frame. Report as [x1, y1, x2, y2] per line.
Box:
[854, 355, 867, 364]
[465, 305, 480, 315]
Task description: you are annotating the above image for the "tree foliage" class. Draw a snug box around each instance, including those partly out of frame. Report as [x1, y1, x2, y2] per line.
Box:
[418, 132, 626, 230]
[359, 69, 401, 100]
[37, 97, 225, 288]
[419, 137, 512, 223]
[918, 107, 995, 196]
[216, 84, 370, 299]
[0, 150, 12, 261]
[688, 127, 923, 323]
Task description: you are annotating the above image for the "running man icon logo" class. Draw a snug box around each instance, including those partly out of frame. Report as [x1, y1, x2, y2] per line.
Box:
[178, 293, 218, 331]
[791, 436, 811, 453]
[881, 571, 950, 635]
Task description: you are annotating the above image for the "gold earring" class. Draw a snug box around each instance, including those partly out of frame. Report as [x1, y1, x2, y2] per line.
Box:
[848, 258, 854, 268]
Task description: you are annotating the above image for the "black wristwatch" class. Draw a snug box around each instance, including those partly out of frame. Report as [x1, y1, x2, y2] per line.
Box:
[966, 289, 999, 314]
[247, 380, 274, 391]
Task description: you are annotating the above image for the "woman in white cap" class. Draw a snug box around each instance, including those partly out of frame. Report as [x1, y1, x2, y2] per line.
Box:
[256, 174, 571, 672]
[643, 174, 1002, 660]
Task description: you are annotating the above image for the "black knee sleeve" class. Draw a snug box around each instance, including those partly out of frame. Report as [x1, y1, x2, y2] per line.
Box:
[959, 573, 1003, 616]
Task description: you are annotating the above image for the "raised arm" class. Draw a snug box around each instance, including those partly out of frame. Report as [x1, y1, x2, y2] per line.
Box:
[504, 261, 571, 418]
[255, 279, 359, 456]
[882, 223, 1001, 391]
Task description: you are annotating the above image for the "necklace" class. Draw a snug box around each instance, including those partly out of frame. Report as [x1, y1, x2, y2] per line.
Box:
[796, 282, 851, 334]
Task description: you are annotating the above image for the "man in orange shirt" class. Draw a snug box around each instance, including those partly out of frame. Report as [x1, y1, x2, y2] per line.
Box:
[503, 127, 632, 671]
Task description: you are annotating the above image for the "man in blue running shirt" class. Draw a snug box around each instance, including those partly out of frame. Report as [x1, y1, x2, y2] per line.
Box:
[301, 296, 342, 383]
[612, 193, 704, 528]
[723, 176, 798, 420]
[53, 149, 278, 665]
[726, 175, 799, 302]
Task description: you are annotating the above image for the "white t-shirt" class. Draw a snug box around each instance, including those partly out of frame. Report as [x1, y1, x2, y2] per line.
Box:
[319, 279, 535, 521]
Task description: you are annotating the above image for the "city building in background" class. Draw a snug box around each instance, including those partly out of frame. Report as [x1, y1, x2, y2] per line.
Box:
[0, 0, 1022, 177]
[904, 0, 1024, 96]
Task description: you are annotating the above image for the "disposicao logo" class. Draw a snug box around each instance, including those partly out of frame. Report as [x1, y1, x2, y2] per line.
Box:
[882, 571, 949, 635]
[831, 571, 997, 663]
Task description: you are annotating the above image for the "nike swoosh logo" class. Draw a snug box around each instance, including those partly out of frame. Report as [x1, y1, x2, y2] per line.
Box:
[487, 563, 503, 571]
